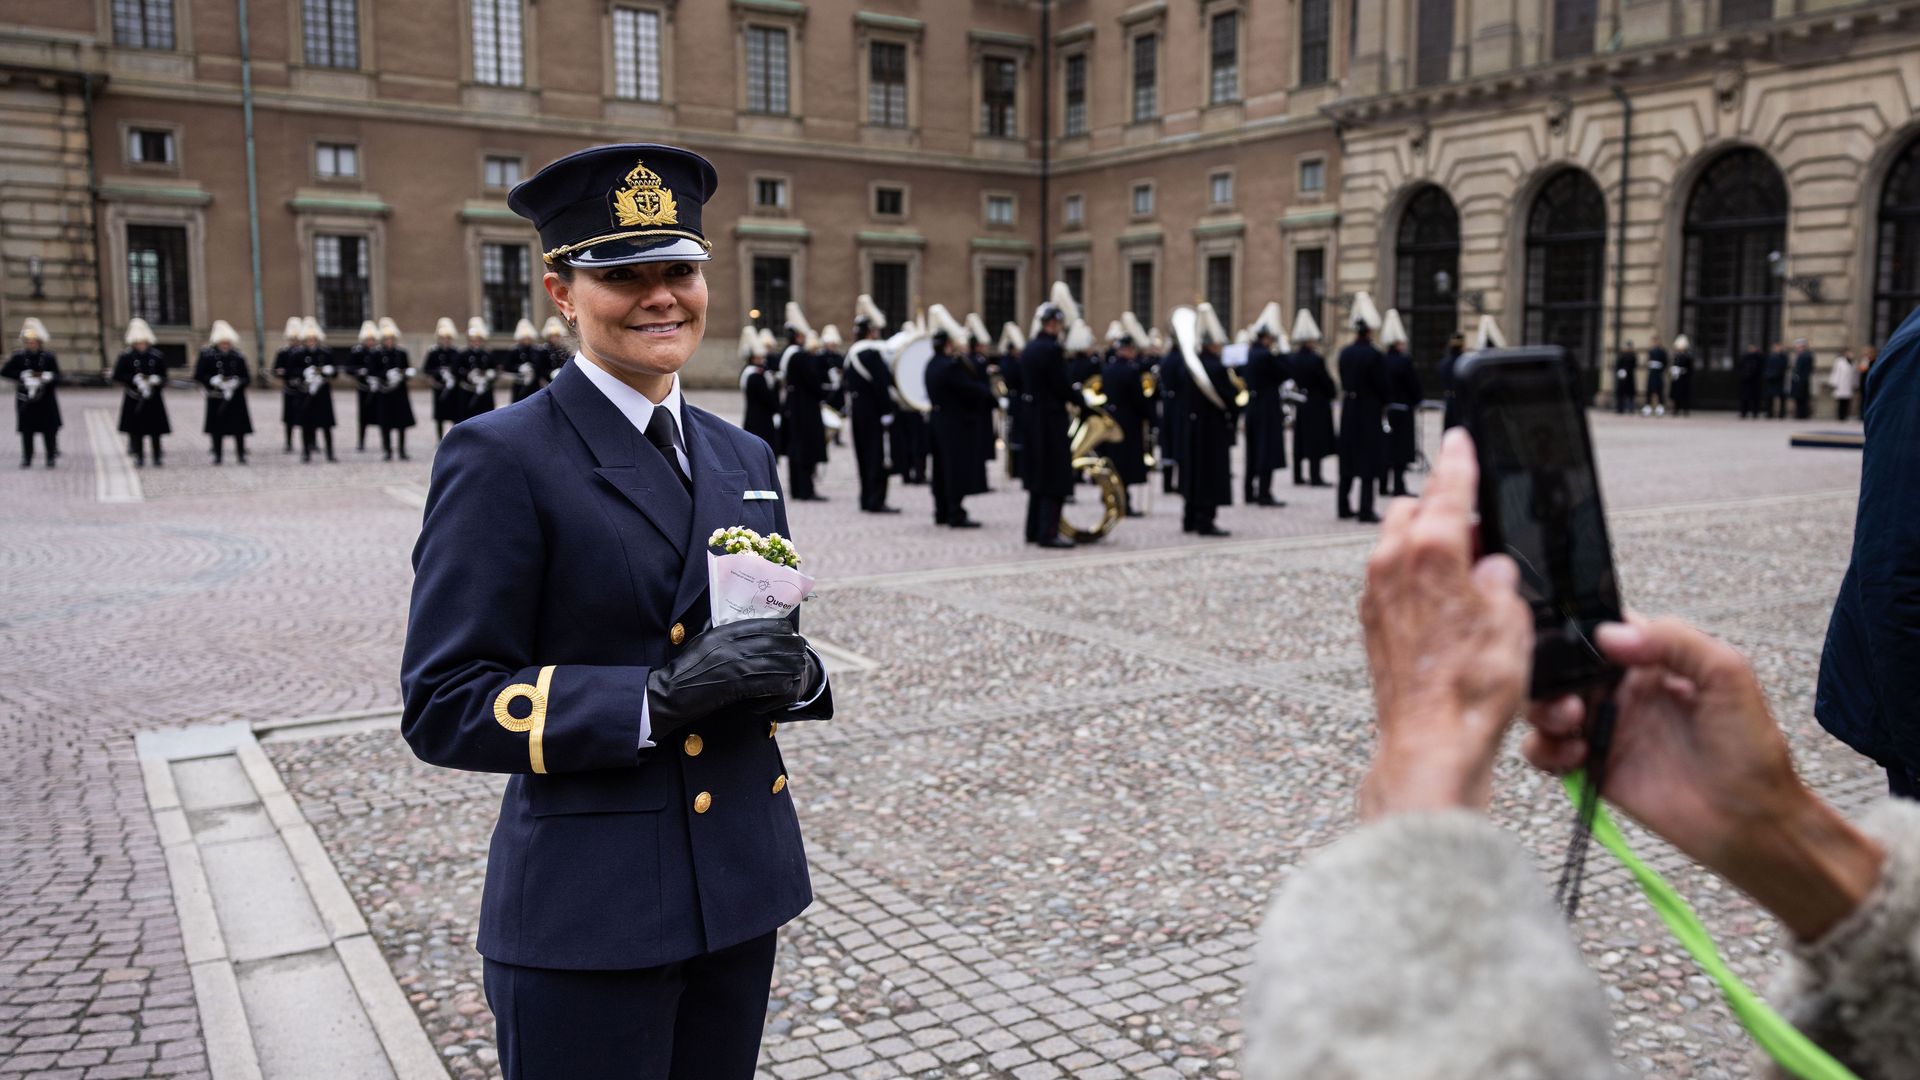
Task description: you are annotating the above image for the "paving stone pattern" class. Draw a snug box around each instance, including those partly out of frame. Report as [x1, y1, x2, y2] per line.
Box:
[4, 386, 1871, 1079]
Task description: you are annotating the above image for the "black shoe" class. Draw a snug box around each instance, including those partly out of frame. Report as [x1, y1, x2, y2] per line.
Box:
[45, 459, 55, 469]
[796, 494, 827, 502]
[19, 459, 30, 469]
[1356, 512, 1383, 524]
[1036, 537, 1074, 549]
[326, 453, 338, 463]
[1256, 496, 1286, 508]
[153, 457, 163, 468]
[1312, 480, 1332, 488]
[398, 451, 410, 461]
[950, 518, 982, 529]
[237, 455, 248, 465]
[212, 457, 222, 466]
[384, 451, 394, 462]
[873, 505, 901, 514]
[1197, 525, 1231, 537]
[1125, 509, 1145, 518]
[1392, 487, 1411, 497]
[1337, 507, 1353, 519]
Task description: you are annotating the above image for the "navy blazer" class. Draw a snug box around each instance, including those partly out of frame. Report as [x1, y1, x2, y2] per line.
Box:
[401, 360, 831, 971]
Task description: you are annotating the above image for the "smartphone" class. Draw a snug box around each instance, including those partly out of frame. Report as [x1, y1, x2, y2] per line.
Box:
[1455, 347, 1625, 699]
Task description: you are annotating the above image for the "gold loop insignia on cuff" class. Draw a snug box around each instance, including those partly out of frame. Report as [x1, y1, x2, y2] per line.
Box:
[492, 666, 556, 774]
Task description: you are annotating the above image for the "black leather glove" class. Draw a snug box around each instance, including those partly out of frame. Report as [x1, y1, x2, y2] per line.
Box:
[646, 620, 809, 738]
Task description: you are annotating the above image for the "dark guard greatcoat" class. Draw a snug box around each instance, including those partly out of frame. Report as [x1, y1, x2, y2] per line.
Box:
[194, 347, 254, 436]
[1157, 354, 1186, 475]
[274, 344, 306, 427]
[1179, 348, 1238, 512]
[842, 342, 894, 494]
[401, 362, 832, 970]
[780, 348, 829, 473]
[298, 346, 337, 429]
[510, 342, 549, 404]
[740, 364, 781, 451]
[1336, 341, 1391, 480]
[113, 347, 172, 436]
[1018, 330, 1075, 498]
[1384, 345, 1422, 470]
[425, 345, 465, 423]
[462, 346, 498, 420]
[1244, 343, 1289, 475]
[352, 344, 379, 432]
[1101, 352, 1151, 485]
[376, 346, 417, 430]
[927, 351, 994, 501]
[1288, 346, 1337, 464]
[3, 349, 62, 433]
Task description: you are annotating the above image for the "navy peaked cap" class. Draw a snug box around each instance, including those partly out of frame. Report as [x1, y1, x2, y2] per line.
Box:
[508, 143, 720, 268]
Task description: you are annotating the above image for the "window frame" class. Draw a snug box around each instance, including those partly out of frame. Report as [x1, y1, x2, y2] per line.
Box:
[610, 3, 667, 103]
[1197, 240, 1242, 333]
[751, 173, 793, 216]
[870, 182, 909, 221]
[313, 140, 361, 183]
[479, 239, 535, 335]
[124, 123, 180, 171]
[481, 153, 524, 192]
[124, 222, 193, 328]
[300, 0, 361, 70]
[1061, 49, 1089, 138]
[1298, 156, 1327, 199]
[312, 231, 376, 332]
[866, 38, 910, 128]
[983, 191, 1018, 229]
[1129, 29, 1160, 124]
[1130, 180, 1156, 220]
[1063, 192, 1085, 230]
[1297, 0, 1331, 88]
[979, 52, 1021, 139]
[1205, 6, 1242, 107]
[742, 22, 793, 116]
[469, 0, 527, 88]
[1127, 257, 1157, 323]
[1209, 169, 1235, 210]
[112, 0, 178, 51]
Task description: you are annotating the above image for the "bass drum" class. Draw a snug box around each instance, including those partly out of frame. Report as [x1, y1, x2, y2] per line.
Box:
[891, 334, 935, 414]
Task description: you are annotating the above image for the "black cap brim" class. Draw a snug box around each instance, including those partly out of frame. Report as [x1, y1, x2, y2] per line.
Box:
[563, 236, 712, 268]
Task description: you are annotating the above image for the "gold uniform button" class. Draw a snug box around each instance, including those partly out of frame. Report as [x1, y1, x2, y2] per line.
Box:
[771, 774, 787, 795]
[669, 623, 686, 646]
[693, 791, 712, 814]
[683, 734, 703, 757]
[767, 721, 779, 738]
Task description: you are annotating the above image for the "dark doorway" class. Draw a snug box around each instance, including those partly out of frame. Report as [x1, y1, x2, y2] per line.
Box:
[1394, 185, 1460, 386]
[1678, 148, 1787, 409]
[1874, 135, 1920, 345]
[1524, 169, 1607, 399]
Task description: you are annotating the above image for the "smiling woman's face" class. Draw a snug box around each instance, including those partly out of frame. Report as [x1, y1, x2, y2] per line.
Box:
[545, 261, 708, 391]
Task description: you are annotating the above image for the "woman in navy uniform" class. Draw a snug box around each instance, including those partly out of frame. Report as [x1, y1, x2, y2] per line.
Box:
[295, 318, 339, 463]
[113, 318, 171, 467]
[402, 144, 831, 1080]
[1287, 310, 1336, 488]
[424, 319, 464, 438]
[193, 320, 253, 465]
[374, 317, 416, 460]
[4, 318, 61, 468]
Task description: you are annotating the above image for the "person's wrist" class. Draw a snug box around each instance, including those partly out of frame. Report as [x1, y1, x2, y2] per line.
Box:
[1360, 722, 1491, 820]
[1715, 786, 1885, 942]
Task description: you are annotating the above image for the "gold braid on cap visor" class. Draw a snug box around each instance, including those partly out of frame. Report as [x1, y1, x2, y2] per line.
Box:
[542, 229, 715, 266]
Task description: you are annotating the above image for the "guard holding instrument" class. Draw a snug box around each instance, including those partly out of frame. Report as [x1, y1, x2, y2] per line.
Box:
[402, 144, 831, 1080]
[194, 320, 252, 465]
[5, 318, 61, 468]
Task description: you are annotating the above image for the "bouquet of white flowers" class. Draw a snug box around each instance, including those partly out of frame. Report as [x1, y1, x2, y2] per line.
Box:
[705, 526, 815, 627]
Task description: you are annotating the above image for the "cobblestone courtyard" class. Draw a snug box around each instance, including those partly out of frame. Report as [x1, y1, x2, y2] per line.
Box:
[0, 387, 1877, 1079]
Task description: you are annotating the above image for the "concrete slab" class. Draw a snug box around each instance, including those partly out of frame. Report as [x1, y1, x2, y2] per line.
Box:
[190, 959, 265, 1080]
[336, 935, 448, 1080]
[189, 803, 277, 846]
[173, 754, 261, 811]
[236, 949, 396, 1080]
[198, 835, 331, 963]
[164, 840, 227, 967]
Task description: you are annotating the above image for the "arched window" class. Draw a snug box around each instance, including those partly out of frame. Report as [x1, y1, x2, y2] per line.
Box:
[1393, 185, 1459, 381]
[1678, 148, 1787, 405]
[1523, 169, 1607, 394]
[1874, 136, 1920, 345]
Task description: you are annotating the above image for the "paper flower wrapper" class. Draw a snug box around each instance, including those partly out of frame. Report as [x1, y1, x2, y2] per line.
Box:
[707, 550, 815, 626]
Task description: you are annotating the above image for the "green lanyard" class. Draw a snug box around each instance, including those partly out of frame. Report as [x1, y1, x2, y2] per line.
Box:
[1561, 773, 1861, 1080]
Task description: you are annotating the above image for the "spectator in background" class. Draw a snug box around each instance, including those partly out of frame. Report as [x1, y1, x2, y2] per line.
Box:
[1829, 348, 1857, 422]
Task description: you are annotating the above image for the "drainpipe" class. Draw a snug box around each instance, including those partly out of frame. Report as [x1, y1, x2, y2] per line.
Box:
[1039, 0, 1051, 292]
[1610, 84, 1631, 361]
[237, 0, 269, 375]
[82, 71, 110, 375]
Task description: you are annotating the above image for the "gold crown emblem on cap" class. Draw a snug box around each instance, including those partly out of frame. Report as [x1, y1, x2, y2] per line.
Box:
[612, 159, 679, 228]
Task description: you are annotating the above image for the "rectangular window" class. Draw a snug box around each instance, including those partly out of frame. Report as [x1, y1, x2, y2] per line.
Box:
[484, 155, 522, 189]
[1299, 158, 1325, 194]
[1131, 183, 1154, 217]
[1720, 0, 1772, 28]
[1294, 247, 1326, 332]
[126, 224, 190, 326]
[313, 233, 371, 330]
[1209, 11, 1239, 105]
[1063, 194, 1084, 228]
[1063, 53, 1088, 137]
[612, 7, 663, 101]
[1552, 0, 1596, 60]
[482, 242, 530, 332]
[1416, 0, 1454, 87]
[315, 142, 359, 179]
[1132, 33, 1158, 122]
[982, 267, 1018, 334]
[302, 0, 359, 69]
[112, 0, 175, 49]
[1129, 260, 1155, 321]
[872, 260, 910, 332]
[874, 186, 904, 217]
[472, 0, 524, 87]
[755, 177, 788, 211]
[751, 256, 792, 330]
[868, 41, 908, 127]
[981, 57, 1017, 137]
[1210, 172, 1233, 207]
[1206, 254, 1235, 331]
[1299, 0, 1330, 87]
[745, 26, 790, 115]
[128, 128, 175, 165]
[1062, 265, 1085, 308]
[986, 195, 1015, 227]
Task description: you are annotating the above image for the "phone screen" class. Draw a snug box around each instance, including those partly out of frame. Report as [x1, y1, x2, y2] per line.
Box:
[1468, 354, 1624, 697]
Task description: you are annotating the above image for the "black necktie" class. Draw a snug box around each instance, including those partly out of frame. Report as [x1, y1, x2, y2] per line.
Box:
[644, 407, 692, 492]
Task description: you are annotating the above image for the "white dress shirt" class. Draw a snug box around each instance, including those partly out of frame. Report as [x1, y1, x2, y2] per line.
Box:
[570, 352, 826, 750]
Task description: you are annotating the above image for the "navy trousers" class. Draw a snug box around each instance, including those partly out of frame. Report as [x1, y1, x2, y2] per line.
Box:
[484, 931, 777, 1079]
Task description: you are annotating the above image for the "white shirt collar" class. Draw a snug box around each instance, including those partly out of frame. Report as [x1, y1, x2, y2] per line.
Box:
[572, 353, 684, 442]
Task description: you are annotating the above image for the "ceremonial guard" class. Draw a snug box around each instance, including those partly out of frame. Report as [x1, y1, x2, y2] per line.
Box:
[1764, 341, 1790, 418]
[1156, 333, 1186, 495]
[425, 319, 464, 438]
[738, 326, 781, 451]
[925, 306, 991, 528]
[1242, 303, 1289, 508]
[374, 317, 416, 460]
[1176, 304, 1238, 537]
[1437, 333, 1466, 429]
[843, 297, 896, 513]
[1288, 310, 1336, 488]
[405, 144, 831, 1080]
[273, 317, 304, 452]
[996, 322, 1026, 478]
[352, 320, 381, 451]
[1792, 338, 1816, 420]
[965, 314, 999, 474]
[1101, 313, 1152, 516]
[1335, 295, 1390, 523]
[510, 319, 549, 404]
[114, 318, 171, 467]
[1644, 336, 1669, 415]
[1670, 335, 1695, 417]
[296, 317, 339, 462]
[1738, 344, 1766, 418]
[462, 319, 499, 420]
[777, 303, 829, 501]
[818, 324, 847, 448]
[1613, 341, 1638, 414]
[1019, 285, 1076, 548]
[5, 318, 61, 468]
[194, 319, 252, 464]
[542, 316, 572, 378]
[1379, 310, 1421, 498]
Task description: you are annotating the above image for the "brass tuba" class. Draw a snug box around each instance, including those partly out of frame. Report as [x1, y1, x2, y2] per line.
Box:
[1060, 390, 1125, 543]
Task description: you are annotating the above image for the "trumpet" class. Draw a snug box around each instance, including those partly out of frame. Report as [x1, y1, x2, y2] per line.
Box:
[1227, 368, 1251, 409]
[1141, 370, 1158, 399]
